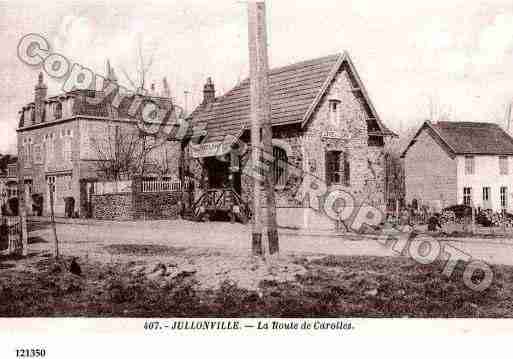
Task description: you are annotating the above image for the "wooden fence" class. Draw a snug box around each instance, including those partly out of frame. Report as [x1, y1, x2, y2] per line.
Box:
[0, 216, 23, 255]
[142, 179, 190, 193]
[94, 180, 132, 195]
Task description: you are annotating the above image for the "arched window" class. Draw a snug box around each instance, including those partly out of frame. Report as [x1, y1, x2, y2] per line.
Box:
[272, 146, 288, 187]
[54, 102, 62, 119]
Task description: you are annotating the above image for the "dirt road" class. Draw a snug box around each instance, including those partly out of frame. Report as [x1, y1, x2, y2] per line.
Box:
[26, 219, 513, 266]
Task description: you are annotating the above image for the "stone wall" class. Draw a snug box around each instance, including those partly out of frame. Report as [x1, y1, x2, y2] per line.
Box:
[91, 182, 188, 221]
[300, 64, 387, 209]
[133, 191, 186, 220]
[237, 125, 304, 208]
[92, 193, 133, 220]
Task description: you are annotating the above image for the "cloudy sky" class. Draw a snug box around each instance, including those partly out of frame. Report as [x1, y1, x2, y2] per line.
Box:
[1, 0, 513, 153]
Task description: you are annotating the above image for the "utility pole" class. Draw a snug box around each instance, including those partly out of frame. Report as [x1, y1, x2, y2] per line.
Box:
[17, 142, 28, 256]
[248, 1, 279, 256]
[48, 180, 59, 258]
[248, 2, 263, 256]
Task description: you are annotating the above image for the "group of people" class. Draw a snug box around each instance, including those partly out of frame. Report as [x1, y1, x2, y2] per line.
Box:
[393, 206, 443, 233]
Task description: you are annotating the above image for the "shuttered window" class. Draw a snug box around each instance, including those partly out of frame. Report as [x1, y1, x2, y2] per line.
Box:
[463, 187, 472, 206]
[501, 186, 508, 208]
[465, 156, 475, 174]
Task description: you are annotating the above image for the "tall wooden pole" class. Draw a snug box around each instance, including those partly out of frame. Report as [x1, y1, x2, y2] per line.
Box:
[248, 1, 279, 256]
[257, 2, 279, 255]
[248, 2, 263, 256]
[17, 142, 28, 256]
[49, 183, 59, 258]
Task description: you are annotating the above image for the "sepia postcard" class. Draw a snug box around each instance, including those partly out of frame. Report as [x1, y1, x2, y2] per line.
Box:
[1, 0, 513, 357]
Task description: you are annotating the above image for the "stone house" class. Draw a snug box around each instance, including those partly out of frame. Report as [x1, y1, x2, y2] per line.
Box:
[17, 71, 179, 217]
[402, 120, 513, 212]
[186, 52, 396, 229]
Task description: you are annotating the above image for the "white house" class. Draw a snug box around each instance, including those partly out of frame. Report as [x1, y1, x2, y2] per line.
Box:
[402, 121, 513, 212]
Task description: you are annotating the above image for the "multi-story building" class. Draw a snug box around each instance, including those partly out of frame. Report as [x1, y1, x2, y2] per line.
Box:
[17, 70, 179, 217]
[402, 121, 513, 212]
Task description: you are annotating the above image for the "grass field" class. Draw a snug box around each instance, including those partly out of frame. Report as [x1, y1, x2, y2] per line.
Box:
[1, 246, 512, 317]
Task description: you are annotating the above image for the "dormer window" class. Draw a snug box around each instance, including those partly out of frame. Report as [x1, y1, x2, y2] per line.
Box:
[54, 102, 62, 119]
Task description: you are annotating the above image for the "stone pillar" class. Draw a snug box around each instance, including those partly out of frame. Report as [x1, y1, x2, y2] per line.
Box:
[131, 176, 143, 220]
[79, 179, 89, 218]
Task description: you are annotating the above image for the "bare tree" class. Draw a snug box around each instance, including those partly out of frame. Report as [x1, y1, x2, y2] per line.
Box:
[92, 126, 158, 180]
[425, 94, 452, 122]
[384, 145, 405, 208]
[121, 34, 155, 95]
[103, 36, 179, 180]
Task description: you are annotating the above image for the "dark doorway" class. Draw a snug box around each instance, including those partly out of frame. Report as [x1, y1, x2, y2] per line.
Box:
[233, 170, 241, 194]
[206, 157, 230, 189]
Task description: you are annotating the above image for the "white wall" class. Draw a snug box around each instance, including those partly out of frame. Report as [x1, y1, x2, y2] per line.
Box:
[456, 155, 513, 211]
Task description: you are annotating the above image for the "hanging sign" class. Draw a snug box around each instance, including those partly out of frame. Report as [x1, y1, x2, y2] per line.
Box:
[191, 141, 232, 158]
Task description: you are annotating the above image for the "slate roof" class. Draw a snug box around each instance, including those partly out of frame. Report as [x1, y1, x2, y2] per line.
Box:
[402, 121, 513, 157]
[189, 52, 395, 144]
[19, 89, 173, 129]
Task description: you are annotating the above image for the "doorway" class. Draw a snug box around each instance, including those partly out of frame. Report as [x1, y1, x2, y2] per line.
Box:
[205, 157, 230, 189]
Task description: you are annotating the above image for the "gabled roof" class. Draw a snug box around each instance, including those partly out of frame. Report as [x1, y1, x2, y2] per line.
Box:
[189, 52, 395, 144]
[401, 121, 513, 158]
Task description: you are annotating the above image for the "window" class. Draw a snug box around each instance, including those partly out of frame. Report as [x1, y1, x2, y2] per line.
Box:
[326, 151, 350, 186]
[23, 137, 32, 168]
[465, 156, 475, 175]
[63, 138, 72, 163]
[500, 156, 509, 175]
[46, 133, 55, 166]
[54, 102, 62, 119]
[463, 187, 472, 206]
[368, 135, 384, 147]
[47, 176, 56, 193]
[501, 186, 508, 208]
[329, 99, 339, 113]
[272, 146, 288, 187]
[328, 99, 341, 127]
[483, 187, 491, 202]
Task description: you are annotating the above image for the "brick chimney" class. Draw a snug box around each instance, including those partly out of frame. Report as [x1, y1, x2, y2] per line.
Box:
[34, 72, 47, 123]
[203, 77, 215, 104]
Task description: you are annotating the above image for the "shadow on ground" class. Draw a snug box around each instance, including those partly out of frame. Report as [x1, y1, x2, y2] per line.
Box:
[104, 244, 189, 256]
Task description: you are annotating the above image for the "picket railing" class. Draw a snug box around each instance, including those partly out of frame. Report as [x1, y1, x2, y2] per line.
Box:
[94, 180, 132, 195]
[142, 179, 190, 193]
[0, 216, 23, 255]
